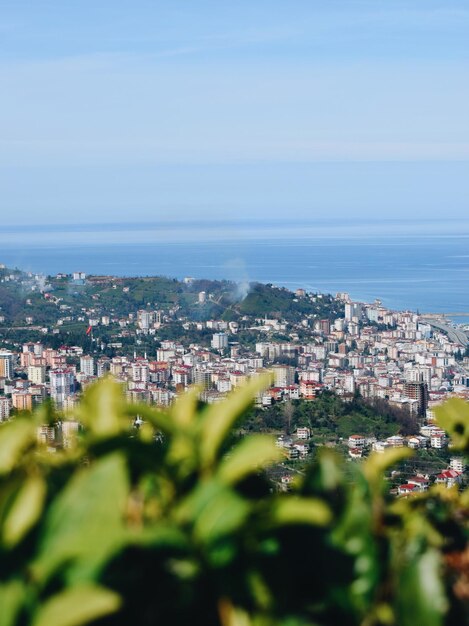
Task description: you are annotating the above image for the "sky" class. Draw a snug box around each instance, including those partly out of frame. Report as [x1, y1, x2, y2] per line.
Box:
[0, 0, 468, 225]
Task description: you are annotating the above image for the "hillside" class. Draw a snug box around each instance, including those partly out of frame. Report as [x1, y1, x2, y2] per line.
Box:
[0, 265, 343, 330]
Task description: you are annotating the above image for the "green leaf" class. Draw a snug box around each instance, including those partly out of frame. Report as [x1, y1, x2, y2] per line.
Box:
[171, 387, 200, 428]
[334, 489, 379, 608]
[176, 480, 250, 543]
[0, 420, 36, 475]
[435, 398, 469, 451]
[192, 487, 249, 544]
[124, 403, 174, 435]
[33, 453, 129, 583]
[0, 580, 25, 626]
[217, 435, 283, 484]
[76, 378, 127, 438]
[218, 600, 253, 626]
[3, 475, 46, 547]
[270, 496, 332, 527]
[33, 585, 121, 626]
[396, 548, 448, 626]
[199, 375, 271, 469]
[306, 448, 345, 492]
[132, 525, 189, 551]
[363, 447, 413, 482]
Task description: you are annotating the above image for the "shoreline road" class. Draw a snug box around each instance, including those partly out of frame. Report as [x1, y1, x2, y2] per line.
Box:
[421, 318, 469, 346]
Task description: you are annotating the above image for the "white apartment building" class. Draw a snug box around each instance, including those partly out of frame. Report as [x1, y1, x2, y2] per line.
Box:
[28, 364, 46, 385]
[132, 362, 149, 383]
[430, 433, 448, 449]
[272, 365, 295, 388]
[137, 310, 154, 330]
[345, 302, 362, 321]
[61, 420, 80, 448]
[0, 396, 11, 421]
[50, 369, 75, 408]
[450, 457, 466, 473]
[211, 332, 228, 351]
[80, 356, 95, 377]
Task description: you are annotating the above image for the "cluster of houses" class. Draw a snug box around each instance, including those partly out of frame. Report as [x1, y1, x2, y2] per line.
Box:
[346, 430, 466, 495]
[1, 286, 469, 492]
[347, 420, 451, 459]
[397, 458, 466, 496]
[276, 427, 312, 460]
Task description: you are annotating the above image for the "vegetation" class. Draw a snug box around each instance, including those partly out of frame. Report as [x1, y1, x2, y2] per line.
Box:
[238, 283, 343, 321]
[0, 379, 467, 626]
[0, 268, 341, 331]
[244, 392, 418, 440]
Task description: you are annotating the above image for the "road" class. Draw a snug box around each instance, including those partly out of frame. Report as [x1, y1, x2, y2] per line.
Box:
[421, 318, 469, 346]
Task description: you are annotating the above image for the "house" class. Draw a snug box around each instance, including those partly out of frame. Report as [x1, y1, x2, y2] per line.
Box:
[430, 433, 448, 449]
[283, 385, 300, 400]
[407, 436, 427, 449]
[293, 442, 309, 458]
[280, 475, 294, 492]
[348, 434, 366, 448]
[449, 457, 466, 473]
[386, 435, 405, 448]
[435, 470, 462, 489]
[420, 424, 442, 438]
[296, 427, 311, 440]
[300, 380, 322, 399]
[372, 440, 390, 454]
[407, 476, 430, 492]
[276, 436, 295, 451]
[398, 483, 419, 496]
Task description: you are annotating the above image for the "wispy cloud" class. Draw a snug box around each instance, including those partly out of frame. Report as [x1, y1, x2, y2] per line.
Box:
[1, 137, 468, 167]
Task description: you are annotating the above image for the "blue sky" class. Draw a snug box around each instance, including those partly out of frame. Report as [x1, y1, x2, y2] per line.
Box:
[1, 1, 468, 224]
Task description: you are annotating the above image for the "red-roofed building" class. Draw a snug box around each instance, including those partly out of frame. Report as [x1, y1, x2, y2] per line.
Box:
[348, 434, 366, 448]
[435, 470, 462, 489]
[300, 380, 322, 399]
[398, 483, 419, 496]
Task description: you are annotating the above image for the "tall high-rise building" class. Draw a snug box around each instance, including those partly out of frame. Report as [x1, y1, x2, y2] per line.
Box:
[97, 358, 111, 377]
[0, 397, 11, 421]
[80, 356, 95, 377]
[137, 310, 153, 330]
[132, 362, 149, 383]
[0, 351, 14, 379]
[319, 319, 331, 335]
[28, 364, 46, 385]
[50, 369, 76, 408]
[211, 332, 228, 351]
[272, 365, 295, 388]
[194, 369, 212, 389]
[403, 382, 429, 416]
[405, 366, 431, 385]
[345, 302, 363, 321]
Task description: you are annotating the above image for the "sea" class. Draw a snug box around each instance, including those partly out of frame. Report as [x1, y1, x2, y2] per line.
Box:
[1, 219, 469, 325]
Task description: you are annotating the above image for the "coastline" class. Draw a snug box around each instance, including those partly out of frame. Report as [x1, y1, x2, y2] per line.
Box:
[2, 218, 469, 320]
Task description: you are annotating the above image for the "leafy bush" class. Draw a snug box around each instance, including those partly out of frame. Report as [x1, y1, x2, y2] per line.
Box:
[0, 380, 467, 626]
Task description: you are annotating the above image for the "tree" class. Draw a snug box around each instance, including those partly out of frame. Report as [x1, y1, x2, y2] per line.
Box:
[283, 400, 294, 434]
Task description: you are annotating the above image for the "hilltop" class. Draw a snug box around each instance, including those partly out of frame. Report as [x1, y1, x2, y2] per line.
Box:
[0, 265, 343, 349]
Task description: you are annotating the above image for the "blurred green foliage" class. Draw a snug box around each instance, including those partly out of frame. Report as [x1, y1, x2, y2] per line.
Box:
[0, 378, 467, 626]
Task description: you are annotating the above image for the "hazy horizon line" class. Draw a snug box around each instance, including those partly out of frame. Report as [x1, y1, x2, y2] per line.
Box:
[3, 216, 469, 231]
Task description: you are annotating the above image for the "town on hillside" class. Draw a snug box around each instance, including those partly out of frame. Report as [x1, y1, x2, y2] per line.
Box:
[0, 264, 468, 494]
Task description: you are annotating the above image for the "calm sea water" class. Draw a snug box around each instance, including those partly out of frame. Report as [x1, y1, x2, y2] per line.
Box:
[1, 220, 469, 321]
